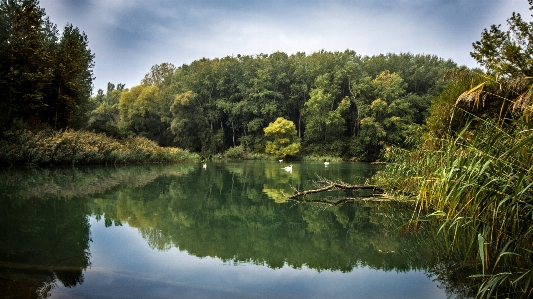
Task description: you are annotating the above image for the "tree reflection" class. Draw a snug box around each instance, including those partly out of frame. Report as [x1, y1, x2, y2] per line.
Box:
[0, 164, 196, 298]
[85, 162, 436, 274]
[0, 197, 90, 298]
[0, 162, 487, 298]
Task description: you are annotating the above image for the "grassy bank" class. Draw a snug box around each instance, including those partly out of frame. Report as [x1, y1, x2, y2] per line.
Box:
[216, 145, 349, 162]
[0, 129, 199, 166]
[375, 120, 533, 298]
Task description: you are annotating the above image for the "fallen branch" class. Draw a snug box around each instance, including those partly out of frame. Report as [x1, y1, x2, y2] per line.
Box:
[289, 194, 402, 206]
[285, 177, 410, 205]
[287, 179, 383, 200]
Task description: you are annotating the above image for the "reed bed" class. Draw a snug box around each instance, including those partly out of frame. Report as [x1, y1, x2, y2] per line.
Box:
[376, 120, 533, 298]
[0, 129, 199, 166]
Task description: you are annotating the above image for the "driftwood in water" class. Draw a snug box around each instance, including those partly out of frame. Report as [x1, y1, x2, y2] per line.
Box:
[288, 182, 383, 199]
[288, 195, 399, 206]
[287, 177, 392, 205]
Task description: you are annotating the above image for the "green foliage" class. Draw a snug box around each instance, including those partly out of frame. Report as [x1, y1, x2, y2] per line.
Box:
[223, 145, 247, 160]
[170, 90, 212, 152]
[117, 84, 174, 145]
[87, 83, 127, 139]
[377, 119, 533, 297]
[0, 129, 198, 166]
[303, 74, 351, 150]
[0, 0, 94, 130]
[375, 4, 533, 294]
[264, 117, 300, 158]
[471, 0, 533, 78]
[158, 51, 454, 160]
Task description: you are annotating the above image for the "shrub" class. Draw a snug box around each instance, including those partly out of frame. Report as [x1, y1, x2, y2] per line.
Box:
[0, 129, 198, 166]
[223, 145, 246, 160]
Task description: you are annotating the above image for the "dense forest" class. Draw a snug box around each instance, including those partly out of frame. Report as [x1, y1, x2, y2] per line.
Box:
[0, 0, 94, 130]
[90, 52, 456, 161]
[0, 1, 459, 163]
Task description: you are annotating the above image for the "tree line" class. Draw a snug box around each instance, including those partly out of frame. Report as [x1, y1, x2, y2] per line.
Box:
[0, 0, 459, 161]
[89, 52, 457, 160]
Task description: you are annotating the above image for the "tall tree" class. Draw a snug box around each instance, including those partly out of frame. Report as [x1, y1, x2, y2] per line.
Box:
[303, 74, 351, 155]
[170, 91, 210, 152]
[47, 24, 94, 128]
[0, 0, 54, 129]
[0, 0, 94, 130]
[471, 0, 533, 77]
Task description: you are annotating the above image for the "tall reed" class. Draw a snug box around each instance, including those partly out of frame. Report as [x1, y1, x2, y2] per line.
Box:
[376, 119, 533, 298]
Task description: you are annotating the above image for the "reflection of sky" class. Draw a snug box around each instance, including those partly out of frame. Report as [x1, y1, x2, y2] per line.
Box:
[50, 217, 447, 299]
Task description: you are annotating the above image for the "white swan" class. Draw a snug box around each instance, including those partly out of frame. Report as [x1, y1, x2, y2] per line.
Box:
[279, 159, 283, 163]
[202, 163, 207, 169]
[283, 164, 293, 172]
[324, 161, 330, 166]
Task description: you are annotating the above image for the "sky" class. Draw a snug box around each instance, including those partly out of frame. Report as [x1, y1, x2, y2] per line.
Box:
[38, 0, 531, 94]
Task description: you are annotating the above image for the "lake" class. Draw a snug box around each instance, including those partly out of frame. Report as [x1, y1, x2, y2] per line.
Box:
[0, 161, 466, 298]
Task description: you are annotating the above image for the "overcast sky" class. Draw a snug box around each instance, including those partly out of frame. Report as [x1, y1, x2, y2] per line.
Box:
[39, 0, 531, 93]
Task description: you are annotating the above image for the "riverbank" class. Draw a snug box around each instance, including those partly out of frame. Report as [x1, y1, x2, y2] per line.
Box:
[0, 129, 353, 167]
[0, 129, 199, 166]
[374, 120, 533, 298]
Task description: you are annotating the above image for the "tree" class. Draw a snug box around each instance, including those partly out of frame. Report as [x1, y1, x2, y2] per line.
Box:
[471, 0, 533, 78]
[0, 0, 54, 129]
[87, 82, 125, 138]
[0, 0, 94, 130]
[264, 117, 300, 158]
[170, 91, 209, 152]
[118, 85, 166, 141]
[141, 62, 175, 87]
[47, 24, 94, 128]
[303, 74, 350, 155]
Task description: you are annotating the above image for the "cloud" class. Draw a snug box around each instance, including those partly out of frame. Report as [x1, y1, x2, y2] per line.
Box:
[39, 0, 532, 92]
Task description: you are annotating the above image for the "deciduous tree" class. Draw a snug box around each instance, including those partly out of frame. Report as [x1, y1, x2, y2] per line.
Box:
[264, 117, 300, 158]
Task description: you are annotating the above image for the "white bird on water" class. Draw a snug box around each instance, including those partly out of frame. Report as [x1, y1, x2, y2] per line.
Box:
[283, 164, 293, 172]
[324, 161, 330, 166]
[279, 159, 283, 163]
[202, 163, 207, 169]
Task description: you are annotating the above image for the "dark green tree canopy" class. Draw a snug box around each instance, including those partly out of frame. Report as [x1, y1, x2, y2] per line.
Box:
[0, 0, 94, 130]
[471, 0, 533, 77]
[89, 51, 456, 160]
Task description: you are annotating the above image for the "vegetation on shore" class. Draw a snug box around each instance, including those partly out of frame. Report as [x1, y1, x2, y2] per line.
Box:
[375, 2, 533, 297]
[1, 1, 458, 165]
[0, 129, 199, 166]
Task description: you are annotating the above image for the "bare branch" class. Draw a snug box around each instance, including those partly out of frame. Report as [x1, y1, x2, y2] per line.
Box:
[287, 183, 383, 199]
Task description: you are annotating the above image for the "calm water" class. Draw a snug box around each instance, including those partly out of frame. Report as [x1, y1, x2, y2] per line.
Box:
[0, 161, 461, 299]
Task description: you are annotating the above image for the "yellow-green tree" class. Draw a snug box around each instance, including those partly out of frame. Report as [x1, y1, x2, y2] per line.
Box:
[264, 117, 300, 158]
[118, 85, 167, 141]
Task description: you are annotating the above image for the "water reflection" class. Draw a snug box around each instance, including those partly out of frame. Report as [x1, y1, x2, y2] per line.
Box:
[0, 193, 90, 297]
[0, 162, 470, 298]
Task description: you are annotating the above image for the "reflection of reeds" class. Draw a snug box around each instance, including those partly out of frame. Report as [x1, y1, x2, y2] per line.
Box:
[398, 220, 421, 236]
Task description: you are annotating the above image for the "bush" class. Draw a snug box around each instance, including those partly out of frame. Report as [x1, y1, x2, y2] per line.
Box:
[0, 129, 199, 166]
[223, 145, 246, 160]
